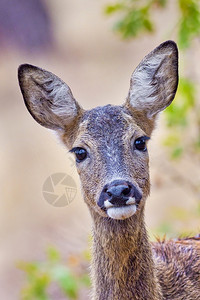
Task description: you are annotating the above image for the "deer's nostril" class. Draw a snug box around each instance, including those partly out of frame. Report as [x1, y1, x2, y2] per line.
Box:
[106, 184, 131, 199]
[107, 191, 112, 197]
[122, 187, 131, 196]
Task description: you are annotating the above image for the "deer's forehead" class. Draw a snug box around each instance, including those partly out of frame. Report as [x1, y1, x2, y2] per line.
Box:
[81, 105, 135, 138]
[72, 105, 144, 151]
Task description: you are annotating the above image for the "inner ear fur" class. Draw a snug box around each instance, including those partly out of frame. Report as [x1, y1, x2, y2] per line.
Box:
[125, 40, 178, 119]
[18, 64, 83, 131]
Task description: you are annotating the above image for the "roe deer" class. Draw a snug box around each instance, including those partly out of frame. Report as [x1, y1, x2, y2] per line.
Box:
[18, 41, 200, 300]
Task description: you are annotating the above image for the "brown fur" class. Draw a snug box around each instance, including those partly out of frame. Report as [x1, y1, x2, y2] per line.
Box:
[153, 238, 200, 299]
[18, 41, 200, 299]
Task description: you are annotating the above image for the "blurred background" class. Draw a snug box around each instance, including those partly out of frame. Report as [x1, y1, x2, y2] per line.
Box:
[0, 0, 200, 299]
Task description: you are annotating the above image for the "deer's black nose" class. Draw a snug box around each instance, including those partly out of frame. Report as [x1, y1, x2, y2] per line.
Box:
[97, 180, 142, 209]
[106, 184, 131, 205]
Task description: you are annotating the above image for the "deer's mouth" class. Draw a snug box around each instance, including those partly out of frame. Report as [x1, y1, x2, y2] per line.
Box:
[103, 197, 137, 220]
[107, 200, 137, 220]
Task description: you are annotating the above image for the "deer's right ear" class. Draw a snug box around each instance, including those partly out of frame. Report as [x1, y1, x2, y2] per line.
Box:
[18, 64, 82, 131]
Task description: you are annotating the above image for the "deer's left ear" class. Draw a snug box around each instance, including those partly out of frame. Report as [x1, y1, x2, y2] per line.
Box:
[125, 41, 178, 118]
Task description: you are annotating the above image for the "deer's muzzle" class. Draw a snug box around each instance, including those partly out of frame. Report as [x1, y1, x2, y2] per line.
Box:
[98, 180, 142, 220]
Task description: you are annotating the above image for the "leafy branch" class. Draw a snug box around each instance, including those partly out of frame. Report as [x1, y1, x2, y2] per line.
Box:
[18, 246, 91, 300]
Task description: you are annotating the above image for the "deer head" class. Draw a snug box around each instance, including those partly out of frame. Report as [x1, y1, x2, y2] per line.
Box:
[18, 41, 178, 221]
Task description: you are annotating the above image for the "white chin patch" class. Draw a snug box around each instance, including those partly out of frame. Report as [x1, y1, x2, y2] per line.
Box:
[107, 204, 137, 220]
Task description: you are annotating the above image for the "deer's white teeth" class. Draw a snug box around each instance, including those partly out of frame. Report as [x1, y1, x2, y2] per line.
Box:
[126, 197, 136, 205]
[104, 200, 114, 209]
[107, 204, 137, 220]
[104, 197, 136, 209]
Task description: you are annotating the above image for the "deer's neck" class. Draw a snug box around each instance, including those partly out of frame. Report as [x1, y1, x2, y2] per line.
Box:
[90, 210, 162, 300]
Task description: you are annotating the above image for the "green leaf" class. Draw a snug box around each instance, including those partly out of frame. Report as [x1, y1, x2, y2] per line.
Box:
[114, 6, 154, 39]
[46, 246, 60, 263]
[80, 274, 91, 287]
[165, 77, 196, 128]
[171, 146, 183, 159]
[20, 267, 50, 300]
[163, 134, 180, 147]
[18, 261, 39, 276]
[52, 265, 78, 299]
[178, 0, 200, 49]
[105, 3, 125, 15]
[194, 135, 200, 151]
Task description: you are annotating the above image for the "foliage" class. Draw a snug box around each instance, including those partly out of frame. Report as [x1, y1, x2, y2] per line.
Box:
[105, 0, 166, 39]
[178, 0, 200, 49]
[105, 1, 154, 39]
[164, 77, 196, 158]
[105, 0, 200, 159]
[18, 246, 91, 300]
[105, 0, 200, 48]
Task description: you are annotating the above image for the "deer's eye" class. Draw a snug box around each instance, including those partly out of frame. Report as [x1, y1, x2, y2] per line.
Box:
[70, 147, 87, 162]
[134, 136, 150, 152]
